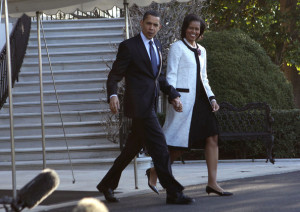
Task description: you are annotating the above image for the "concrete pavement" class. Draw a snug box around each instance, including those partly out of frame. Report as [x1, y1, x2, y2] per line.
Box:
[101, 170, 300, 212]
[0, 158, 299, 211]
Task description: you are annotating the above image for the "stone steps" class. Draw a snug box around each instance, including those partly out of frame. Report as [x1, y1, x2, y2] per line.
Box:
[0, 18, 136, 169]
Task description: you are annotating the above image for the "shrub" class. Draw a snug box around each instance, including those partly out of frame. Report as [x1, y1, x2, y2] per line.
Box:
[271, 109, 300, 158]
[218, 109, 300, 159]
[199, 29, 295, 109]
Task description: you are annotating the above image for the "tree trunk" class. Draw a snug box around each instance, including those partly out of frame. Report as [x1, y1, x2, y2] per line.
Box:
[280, 0, 300, 108]
[283, 65, 300, 108]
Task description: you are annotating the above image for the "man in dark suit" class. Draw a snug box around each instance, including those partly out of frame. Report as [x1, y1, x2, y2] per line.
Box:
[96, 10, 194, 205]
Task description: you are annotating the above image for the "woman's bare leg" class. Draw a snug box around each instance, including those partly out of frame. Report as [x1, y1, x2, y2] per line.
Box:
[169, 149, 184, 163]
[205, 135, 224, 192]
[149, 149, 183, 187]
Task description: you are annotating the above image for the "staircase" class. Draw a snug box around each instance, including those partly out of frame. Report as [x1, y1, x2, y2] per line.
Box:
[0, 18, 150, 170]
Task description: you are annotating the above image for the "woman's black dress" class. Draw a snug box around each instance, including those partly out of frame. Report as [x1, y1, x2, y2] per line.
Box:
[183, 41, 219, 150]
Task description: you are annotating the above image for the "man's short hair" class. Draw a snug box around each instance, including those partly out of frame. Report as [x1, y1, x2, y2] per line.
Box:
[143, 10, 160, 21]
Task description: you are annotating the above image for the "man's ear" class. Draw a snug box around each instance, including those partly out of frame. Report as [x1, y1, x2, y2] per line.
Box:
[140, 20, 143, 27]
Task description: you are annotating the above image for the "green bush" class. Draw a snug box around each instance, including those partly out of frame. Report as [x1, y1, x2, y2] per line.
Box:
[200, 29, 295, 109]
[218, 109, 300, 159]
[271, 109, 300, 158]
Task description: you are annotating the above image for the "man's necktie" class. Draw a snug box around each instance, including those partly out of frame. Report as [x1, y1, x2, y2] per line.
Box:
[149, 40, 158, 76]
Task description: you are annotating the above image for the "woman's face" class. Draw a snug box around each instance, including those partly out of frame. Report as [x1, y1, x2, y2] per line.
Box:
[185, 21, 201, 44]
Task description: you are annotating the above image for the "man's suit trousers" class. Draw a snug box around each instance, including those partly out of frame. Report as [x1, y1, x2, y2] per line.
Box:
[97, 111, 183, 195]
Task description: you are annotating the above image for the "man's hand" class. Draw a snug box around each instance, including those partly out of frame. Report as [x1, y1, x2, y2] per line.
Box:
[171, 97, 183, 112]
[211, 100, 219, 112]
[109, 96, 120, 114]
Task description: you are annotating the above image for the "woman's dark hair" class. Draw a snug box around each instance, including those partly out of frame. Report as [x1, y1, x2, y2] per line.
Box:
[200, 18, 206, 36]
[181, 14, 205, 39]
[143, 10, 160, 21]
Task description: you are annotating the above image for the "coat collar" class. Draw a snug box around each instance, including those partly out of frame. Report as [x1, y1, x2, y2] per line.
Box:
[182, 38, 199, 53]
[181, 39, 204, 72]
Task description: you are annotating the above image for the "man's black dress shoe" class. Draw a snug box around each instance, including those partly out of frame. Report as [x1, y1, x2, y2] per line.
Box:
[145, 168, 159, 195]
[97, 186, 120, 202]
[166, 192, 195, 204]
[206, 186, 233, 196]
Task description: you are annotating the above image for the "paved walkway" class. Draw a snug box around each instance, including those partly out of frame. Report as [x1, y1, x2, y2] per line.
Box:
[101, 171, 300, 212]
[0, 158, 299, 211]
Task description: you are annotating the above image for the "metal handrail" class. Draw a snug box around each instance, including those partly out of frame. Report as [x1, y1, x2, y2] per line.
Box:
[0, 14, 31, 109]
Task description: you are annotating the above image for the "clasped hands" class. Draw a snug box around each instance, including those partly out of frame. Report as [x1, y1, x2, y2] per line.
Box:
[109, 96, 183, 114]
[171, 97, 183, 112]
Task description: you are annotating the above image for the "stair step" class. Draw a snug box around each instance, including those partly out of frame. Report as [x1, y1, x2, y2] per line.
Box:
[0, 131, 118, 149]
[31, 18, 125, 28]
[24, 49, 116, 62]
[0, 145, 121, 162]
[0, 109, 110, 124]
[12, 88, 106, 102]
[28, 33, 123, 45]
[0, 137, 118, 149]
[26, 42, 120, 54]
[2, 98, 108, 113]
[0, 144, 119, 153]
[0, 132, 108, 141]
[0, 157, 151, 170]
[0, 120, 116, 137]
[13, 78, 107, 92]
[21, 58, 114, 71]
[18, 68, 110, 81]
[30, 25, 124, 37]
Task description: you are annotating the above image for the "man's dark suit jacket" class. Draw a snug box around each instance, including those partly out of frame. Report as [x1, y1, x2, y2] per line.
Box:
[107, 34, 180, 118]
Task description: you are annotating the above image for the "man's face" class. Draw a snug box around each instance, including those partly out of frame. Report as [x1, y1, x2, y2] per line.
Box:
[140, 15, 161, 40]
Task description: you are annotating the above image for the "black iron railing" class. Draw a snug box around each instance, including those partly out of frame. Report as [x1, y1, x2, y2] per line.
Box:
[0, 14, 31, 109]
[216, 102, 275, 163]
[31, 7, 124, 21]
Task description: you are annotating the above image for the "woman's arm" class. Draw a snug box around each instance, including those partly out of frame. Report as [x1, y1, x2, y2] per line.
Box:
[166, 42, 182, 88]
[201, 47, 215, 101]
[159, 42, 183, 101]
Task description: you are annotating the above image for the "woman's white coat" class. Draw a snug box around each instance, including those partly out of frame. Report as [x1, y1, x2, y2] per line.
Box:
[163, 40, 215, 148]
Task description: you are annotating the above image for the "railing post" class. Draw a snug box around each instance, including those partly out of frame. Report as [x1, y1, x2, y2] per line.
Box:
[123, 0, 138, 189]
[4, 0, 17, 199]
[124, 0, 129, 40]
[36, 11, 47, 169]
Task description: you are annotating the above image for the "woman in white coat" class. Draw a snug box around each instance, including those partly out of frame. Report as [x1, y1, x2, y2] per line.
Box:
[146, 14, 233, 196]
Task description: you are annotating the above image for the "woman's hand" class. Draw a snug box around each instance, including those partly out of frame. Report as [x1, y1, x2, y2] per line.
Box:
[211, 100, 219, 112]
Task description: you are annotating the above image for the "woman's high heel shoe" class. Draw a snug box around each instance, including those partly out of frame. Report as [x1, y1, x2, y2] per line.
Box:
[146, 168, 159, 195]
[206, 186, 233, 196]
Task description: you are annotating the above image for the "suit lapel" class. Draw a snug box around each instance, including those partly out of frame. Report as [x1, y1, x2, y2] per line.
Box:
[154, 39, 162, 77]
[136, 34, 153, 74]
